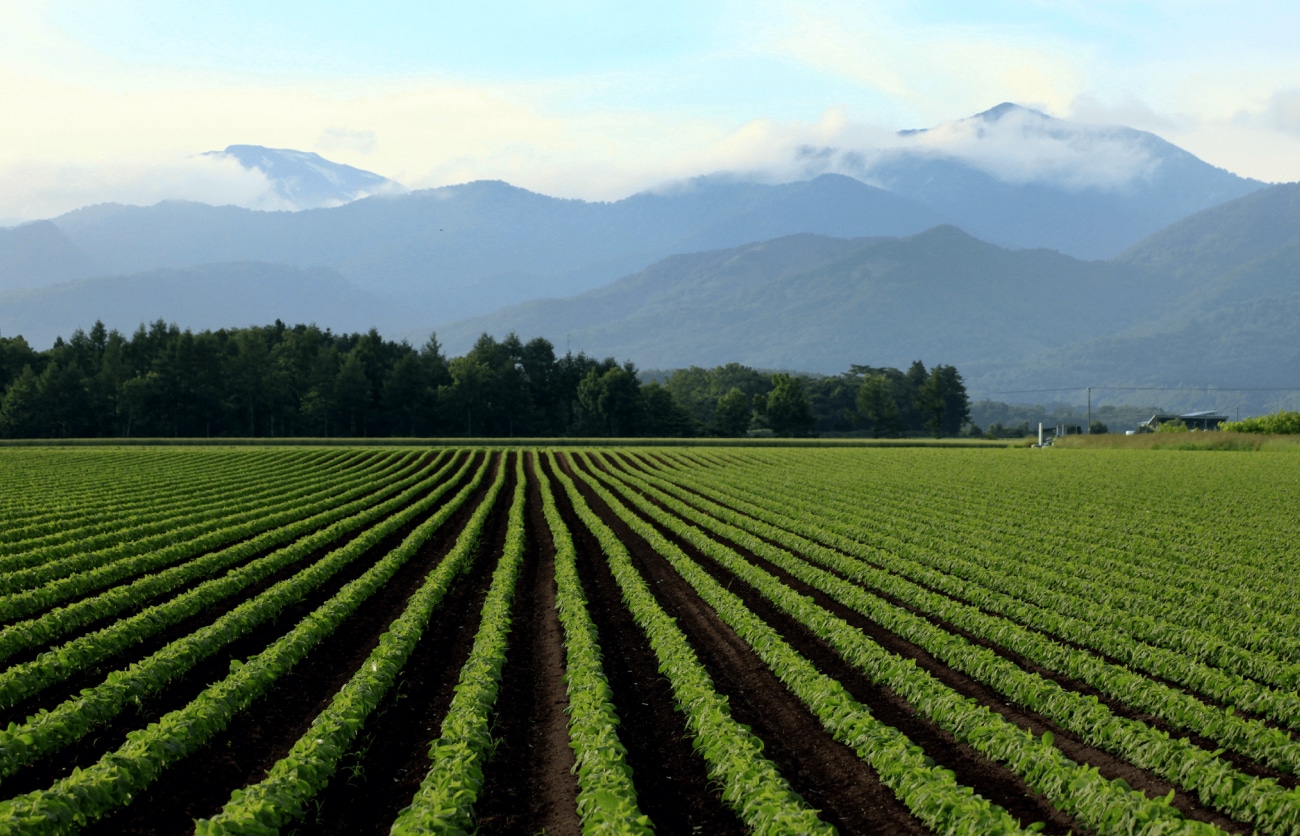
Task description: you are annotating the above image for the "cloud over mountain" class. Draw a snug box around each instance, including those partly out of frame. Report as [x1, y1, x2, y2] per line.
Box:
[205, 145, 405, 209]
[0, 153, 293, 226]
[802, 104, 1176, 192]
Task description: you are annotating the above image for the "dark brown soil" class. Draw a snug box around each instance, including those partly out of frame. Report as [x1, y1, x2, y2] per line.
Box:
[473, 452, 582, 835]
[300, 454, 514, 835]
[561, 453, 936, 835]
[541, 454, 747, 835]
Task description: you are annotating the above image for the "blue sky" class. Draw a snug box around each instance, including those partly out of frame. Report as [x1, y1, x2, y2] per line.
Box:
[3, 1, 1300, 220]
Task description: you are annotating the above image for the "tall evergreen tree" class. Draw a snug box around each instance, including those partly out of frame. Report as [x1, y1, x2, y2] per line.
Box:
[334, 350, 371, 437]
[0, 366, 43, 438]
[857, 374, 903, 438]
[917, 364, 971, 437]
[766, 374, 815, 437]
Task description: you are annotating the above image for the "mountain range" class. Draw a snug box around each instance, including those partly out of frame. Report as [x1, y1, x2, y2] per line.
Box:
[436, 183, 1300, 416]
[0, 105, 1294, 413]
[438, 181, 1300, 409]
[817, 103, 1263, 259]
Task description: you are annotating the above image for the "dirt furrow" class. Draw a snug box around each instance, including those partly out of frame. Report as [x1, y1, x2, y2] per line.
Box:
[618, 453, 1295, 792]
[594, 455, 1246, 833]
[543, 454, 745, 835]
[563, 454, 937, 835]
[473, 452, 582, 834]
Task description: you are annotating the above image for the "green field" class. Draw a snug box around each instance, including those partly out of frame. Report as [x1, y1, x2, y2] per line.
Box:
[0, 446, 1296, 834]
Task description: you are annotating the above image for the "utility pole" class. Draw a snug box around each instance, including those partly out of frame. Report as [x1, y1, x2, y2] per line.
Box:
[1087, 387, 1091, 433]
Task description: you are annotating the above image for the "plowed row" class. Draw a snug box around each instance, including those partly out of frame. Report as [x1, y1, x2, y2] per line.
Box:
[0, 446, 1295, 834]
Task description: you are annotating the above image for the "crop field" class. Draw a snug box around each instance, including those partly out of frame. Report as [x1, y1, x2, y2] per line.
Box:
[0, 447, 1297, 835]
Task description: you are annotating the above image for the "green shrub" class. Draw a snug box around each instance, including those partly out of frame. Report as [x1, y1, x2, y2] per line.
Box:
[1221, 410, 1300, 435]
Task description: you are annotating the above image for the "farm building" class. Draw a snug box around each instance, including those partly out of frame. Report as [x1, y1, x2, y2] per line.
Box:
[1135, 410, 1229, 432]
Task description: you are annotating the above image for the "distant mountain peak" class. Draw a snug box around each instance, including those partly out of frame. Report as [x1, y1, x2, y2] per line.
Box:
[796, 104, 1265, 258]
[205, 145, 404, 210]
[971, 102, 1050, 123]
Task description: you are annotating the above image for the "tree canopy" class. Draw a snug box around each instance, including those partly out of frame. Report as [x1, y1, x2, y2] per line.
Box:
[0, 321, 974, 439]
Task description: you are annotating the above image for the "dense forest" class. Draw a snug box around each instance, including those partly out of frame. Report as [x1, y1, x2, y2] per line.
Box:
[0, 321, 971, 439]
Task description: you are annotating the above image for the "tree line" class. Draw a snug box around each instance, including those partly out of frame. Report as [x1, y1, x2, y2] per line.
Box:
[0, 321, 969, 439]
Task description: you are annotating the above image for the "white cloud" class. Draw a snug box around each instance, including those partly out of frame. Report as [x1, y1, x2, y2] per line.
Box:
[907, 107, 1160, 189]
[317, 127, 378, 155]
[1250, 89, 1300, 137]
[1067, 94, 1183, 135]
[784, 106, 1164, 192]
[0, 153, 292, 223]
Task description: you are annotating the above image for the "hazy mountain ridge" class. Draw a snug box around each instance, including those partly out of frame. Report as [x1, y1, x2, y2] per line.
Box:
[436, 226, 1149, 370]
[0, 222, 102, 292]
[2, 106, 1263, 306]
[0, 263, 398, 347]
[35, 174, 942, 319]
[435, 182, 1300, 412]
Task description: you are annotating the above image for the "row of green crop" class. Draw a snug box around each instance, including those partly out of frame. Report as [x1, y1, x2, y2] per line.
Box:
[0, 449, 327, 571]
[679, 451, 1300, 716]
[712, 448, 1298, 602]
[0, 452, 421, 668]
[0, 453, 496, 833]
[0, 454, 419, 622]
[753, 451, 1300, 630]
[0, 451, 380, 595]
[579, 454, 1216, 836]
[644, 454, 1300, 744]
[0, 452, 439, 705]
[0, 448, 283, 523]
[0, 449, 339, 556]
[388, 453, 526, 833]
[534, 455, 652, 833]
[757, 474, 1300, 734]
[817, 466, 1300, 665]
[666, 450, 1300, 675]
[0, 453, 475, 779]
[195, 452, 512, 835]
[0, 449, 331, 545]
[572, 454, 1037, 834]
[604, 455, 1297, 834]
[548, 455, 836, 834]
[0, 449, 331, 552]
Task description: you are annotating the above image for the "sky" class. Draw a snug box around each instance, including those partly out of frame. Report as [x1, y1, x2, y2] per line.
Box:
[3, 0, 1300, 222]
